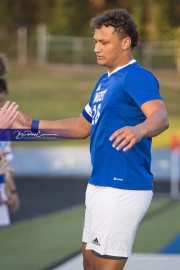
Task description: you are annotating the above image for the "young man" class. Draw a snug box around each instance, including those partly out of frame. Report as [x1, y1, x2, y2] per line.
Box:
[0, 151, 14, 227]
[12, 9, 168, 270]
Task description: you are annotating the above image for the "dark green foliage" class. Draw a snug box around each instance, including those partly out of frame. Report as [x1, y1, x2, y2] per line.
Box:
[0, 0, 179, 40]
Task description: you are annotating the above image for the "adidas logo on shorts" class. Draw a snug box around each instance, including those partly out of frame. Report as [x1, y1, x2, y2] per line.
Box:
[92, 238, 100, 246]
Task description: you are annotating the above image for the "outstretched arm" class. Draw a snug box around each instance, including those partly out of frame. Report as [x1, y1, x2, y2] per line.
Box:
[110, 100, 169, 152]
[12, 111, 91, 139]
[39, 113, 91, 139]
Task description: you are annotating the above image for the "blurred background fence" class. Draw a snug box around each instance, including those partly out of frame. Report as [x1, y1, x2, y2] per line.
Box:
[15, 24, 180, 72]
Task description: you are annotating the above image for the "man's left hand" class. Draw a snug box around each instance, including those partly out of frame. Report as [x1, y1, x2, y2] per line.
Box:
[109, 125, 144, 152]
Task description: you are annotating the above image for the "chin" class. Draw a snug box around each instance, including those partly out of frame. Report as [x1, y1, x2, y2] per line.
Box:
[97, 60, 107, 67]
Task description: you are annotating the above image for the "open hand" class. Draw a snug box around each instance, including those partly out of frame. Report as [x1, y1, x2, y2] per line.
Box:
[11, 110, 32, 129]
[0, 101, 19, 128]
[109, 125, 144, 152]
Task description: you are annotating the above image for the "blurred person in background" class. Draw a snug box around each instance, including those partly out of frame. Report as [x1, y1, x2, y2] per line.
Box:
[0, 54, 19, 128]
[0, 151, 14, 227]
[0, 54, 20, 228]
[12, 9, 169, 270]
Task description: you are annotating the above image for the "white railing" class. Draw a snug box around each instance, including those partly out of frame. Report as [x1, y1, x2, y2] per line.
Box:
[17, 24, 180, 71]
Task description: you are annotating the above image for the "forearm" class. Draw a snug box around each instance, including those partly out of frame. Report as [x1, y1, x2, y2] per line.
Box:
[39, 118, 88, 139]
[137, 109, 169, 138]
[13, 110, 91, 139]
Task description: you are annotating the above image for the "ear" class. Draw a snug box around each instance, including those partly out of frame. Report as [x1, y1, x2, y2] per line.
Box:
[122, 37, 131, 50]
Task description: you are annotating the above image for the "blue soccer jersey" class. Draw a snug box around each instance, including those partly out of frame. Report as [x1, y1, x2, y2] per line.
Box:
[82, 61, 163, 190]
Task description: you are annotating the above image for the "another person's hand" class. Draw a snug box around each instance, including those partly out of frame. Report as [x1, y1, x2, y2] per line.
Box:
[0, 101, 19, 128]
[11, 110, 32, 129]
[6, 191, 20, 213]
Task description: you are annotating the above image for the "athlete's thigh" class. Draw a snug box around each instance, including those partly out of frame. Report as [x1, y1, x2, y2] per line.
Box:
[82, 243, 93, 269]
[82, 243, 127, 270]
[92, 253, 128, 270]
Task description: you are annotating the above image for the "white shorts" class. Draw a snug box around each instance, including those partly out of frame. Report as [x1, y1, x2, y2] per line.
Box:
[0, 204, 10, 226]
[0, 183, 8, 202]
[82, 184, 153, 258]
[0, 183, 10, 227]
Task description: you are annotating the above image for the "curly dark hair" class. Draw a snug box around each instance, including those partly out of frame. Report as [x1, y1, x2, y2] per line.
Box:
[90, 9, 138, 49]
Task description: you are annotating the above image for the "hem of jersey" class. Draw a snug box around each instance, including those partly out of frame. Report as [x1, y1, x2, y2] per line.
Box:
[86, 244, 131, 258]
[0, 203, 10, 226]
[88, 180, 153, 190]
[138, 96, 163, 107]
[82, 237, 89, 244]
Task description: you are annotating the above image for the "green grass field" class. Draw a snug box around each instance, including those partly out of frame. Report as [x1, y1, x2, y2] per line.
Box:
[5, 62, 180, 148]
[0, 198, 179, 270]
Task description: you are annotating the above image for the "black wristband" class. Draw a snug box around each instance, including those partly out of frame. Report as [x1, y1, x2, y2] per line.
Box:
[31, 119, 40, 133]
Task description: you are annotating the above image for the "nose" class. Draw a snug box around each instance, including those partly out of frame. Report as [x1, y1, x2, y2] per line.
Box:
[94, 42, 101, 53]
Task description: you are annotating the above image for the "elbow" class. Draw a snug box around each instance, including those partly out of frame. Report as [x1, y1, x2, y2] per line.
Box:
[165, 120, 169, 130]
[75, 129, 90, 139]
[79, 132, 90, 139]
[163, 116, 169, 131]
[76, 124, 90, 139]
[160, 109, 169, 132]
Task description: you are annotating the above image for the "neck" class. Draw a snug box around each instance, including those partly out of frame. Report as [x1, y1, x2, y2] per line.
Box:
[108, 52, 133, 73]
[108, 57, 134, 74]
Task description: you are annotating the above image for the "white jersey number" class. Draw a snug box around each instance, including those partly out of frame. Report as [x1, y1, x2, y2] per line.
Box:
[92, 104, 101, 125]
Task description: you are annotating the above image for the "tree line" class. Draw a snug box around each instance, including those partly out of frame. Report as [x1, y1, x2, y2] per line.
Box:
[0, 0, 180, 41]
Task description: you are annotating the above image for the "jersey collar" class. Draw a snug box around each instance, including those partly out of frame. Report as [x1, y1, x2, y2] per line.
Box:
[108, 59, 136, 77]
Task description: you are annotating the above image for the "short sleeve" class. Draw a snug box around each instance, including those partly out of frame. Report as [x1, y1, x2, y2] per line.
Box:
[124, 67, 163, 107]
[82, 103, 92, 123]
